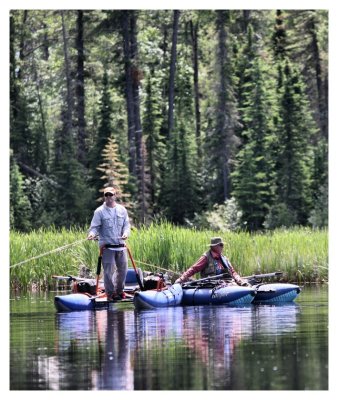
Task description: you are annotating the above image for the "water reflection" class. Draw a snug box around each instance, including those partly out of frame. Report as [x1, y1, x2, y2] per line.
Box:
[93, 310, 134, 390]
[252, 303, 300, 335]
[43, 303, 303, 390]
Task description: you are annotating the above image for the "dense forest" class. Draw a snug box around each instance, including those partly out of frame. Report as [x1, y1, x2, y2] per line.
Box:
[10, 9, 328, 232]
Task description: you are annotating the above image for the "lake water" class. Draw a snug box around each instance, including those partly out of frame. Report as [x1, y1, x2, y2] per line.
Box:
[10, 285, 328, 390]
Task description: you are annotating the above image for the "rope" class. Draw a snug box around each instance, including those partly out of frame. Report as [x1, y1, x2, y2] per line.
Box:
[133, 259, 179, 275]
[10, 238, 88, 269]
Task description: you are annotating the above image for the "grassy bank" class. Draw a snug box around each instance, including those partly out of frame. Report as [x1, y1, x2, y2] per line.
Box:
[10, 223, 328, 290]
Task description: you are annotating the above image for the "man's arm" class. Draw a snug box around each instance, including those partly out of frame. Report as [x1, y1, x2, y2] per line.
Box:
[225, 258, 249, 286]
[87, 210, 101, 240]
[175, 256, 208, 283]
[121, 209, 131, 240]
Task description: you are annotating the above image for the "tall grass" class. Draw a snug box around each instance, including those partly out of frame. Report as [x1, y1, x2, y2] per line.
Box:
[10, 222, 328, 289]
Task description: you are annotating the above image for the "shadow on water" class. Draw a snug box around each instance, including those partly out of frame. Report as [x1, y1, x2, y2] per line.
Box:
[10, 286, 328, 390]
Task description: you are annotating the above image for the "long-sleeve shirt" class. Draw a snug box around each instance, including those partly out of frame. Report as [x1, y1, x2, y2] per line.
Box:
[179, 250, 242, 284]
[88, 203, 130, 248]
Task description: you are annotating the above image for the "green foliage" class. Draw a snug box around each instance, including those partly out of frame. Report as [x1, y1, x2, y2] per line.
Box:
[232, 25, 277, 230]
[191, 198, 242, 232]
[143, 73, 166, 211]
[274, 60, 317, 225]
[308, 182, 328, 228]
[10, 223, 328, 289]
[10, 156, 32, 232]
[89, 69, 113, 198]
[160, 125, 197, 224]
[203, 10, 239, 205]
[9, 10, 328, 232]
[264, 203, 298, 230]
[51, 110, 92, 227]
[97, 136, 134, 212]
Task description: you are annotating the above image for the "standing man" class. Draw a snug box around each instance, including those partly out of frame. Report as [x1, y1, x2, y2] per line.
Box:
[175, 237, 249, 286]
[87, 187, 131, 301]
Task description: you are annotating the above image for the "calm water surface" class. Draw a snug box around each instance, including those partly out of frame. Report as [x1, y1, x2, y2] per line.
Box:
[10, 285, 328, 390]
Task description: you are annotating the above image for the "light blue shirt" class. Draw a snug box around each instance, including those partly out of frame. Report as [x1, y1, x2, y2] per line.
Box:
[88, 203, 131, 248]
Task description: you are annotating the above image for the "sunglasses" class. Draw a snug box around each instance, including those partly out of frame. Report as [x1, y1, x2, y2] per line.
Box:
[218, 243, 224, 247]
[104, 193, 115, 197]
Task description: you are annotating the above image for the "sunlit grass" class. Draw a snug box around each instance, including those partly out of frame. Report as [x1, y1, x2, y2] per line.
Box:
[10, 223, 328, 289]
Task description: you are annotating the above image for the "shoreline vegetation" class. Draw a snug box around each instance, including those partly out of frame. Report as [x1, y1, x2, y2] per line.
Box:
[10, 222, 328, 290]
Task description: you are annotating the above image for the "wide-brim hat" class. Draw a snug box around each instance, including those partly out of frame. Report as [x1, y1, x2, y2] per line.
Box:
[209, 237, 224, 246]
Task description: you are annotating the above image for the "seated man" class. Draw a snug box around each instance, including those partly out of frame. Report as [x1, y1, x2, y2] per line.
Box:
[175, 237, 249, 286]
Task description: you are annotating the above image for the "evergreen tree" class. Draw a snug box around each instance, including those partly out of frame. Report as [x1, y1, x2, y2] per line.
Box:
[52, 109, 91, 227]
[97, 137, 134, 212]
[272, 60, 317, 226]
[10, 153, 32, 231]
[160, 124, 197, 224]
[204, 10, 239, 205]
[8, 10, 328, 230]
[272, 10, 289, 61]
[89, 69, 113, 200]
[143, 74, 166, 213]
[309, 139, 328, 227]
[232, 25, 277, 230]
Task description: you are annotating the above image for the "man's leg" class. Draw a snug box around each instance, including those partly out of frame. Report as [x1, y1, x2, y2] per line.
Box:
[102, 249, 116, 298]
[113, 250, 128, 294]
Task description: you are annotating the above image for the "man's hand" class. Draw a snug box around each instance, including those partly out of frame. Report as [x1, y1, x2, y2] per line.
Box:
[87, 233, 96, 240]
[175, 278, 183, 284]
[121, 234, 128, 240]
[240, 280, 250, 287]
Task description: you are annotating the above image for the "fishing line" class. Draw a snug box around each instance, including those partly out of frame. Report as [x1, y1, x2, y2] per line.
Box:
[133, 259, 179, 275]
[9, 238, 88, 269]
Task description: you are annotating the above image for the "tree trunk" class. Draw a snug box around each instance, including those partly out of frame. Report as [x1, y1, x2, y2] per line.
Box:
[242, 10, 251, 32]
[17, 10, 27, 82]
[33, 54, 49, 173]
[10, 13, 18, 123]
[168, 10, 180, 138]
[308, 16, 327, 139]
[216, 10, 230, 201]
[122, 11, 137, 177]
[61, 11, 73, 138]
[42, 11, 50, 61]
[76, 10, 87, 164]
[130, 11, 146, 221]
[190, 20, 201, 158]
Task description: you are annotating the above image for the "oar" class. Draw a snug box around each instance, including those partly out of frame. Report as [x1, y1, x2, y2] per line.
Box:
[126, 244, 145, 291]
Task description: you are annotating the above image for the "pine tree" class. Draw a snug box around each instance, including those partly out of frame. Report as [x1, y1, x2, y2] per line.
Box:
[273, 60, 317, 225]
[89, 69, 113, 199]
[143, 74, 166, 213]
[232, 32, 277, 230]
[52, 109, 91, 227]
[204, 10, 239, 205]
[10, 152, 32, 231]
[272, 10, 289, 61]
[97, 137, 135, 220]
[160, 125, 197, 224]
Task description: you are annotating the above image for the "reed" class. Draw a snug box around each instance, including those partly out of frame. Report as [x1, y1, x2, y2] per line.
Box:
[10, 223, 328, 289]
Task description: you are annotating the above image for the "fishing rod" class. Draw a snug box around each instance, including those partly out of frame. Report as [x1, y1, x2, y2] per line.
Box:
[243, 272, 283, 280]
[181, 271, 283, 287]
[181, 272, 230, 287]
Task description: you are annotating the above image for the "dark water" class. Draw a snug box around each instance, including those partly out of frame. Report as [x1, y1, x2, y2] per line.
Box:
[10, 286, 328, 390]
